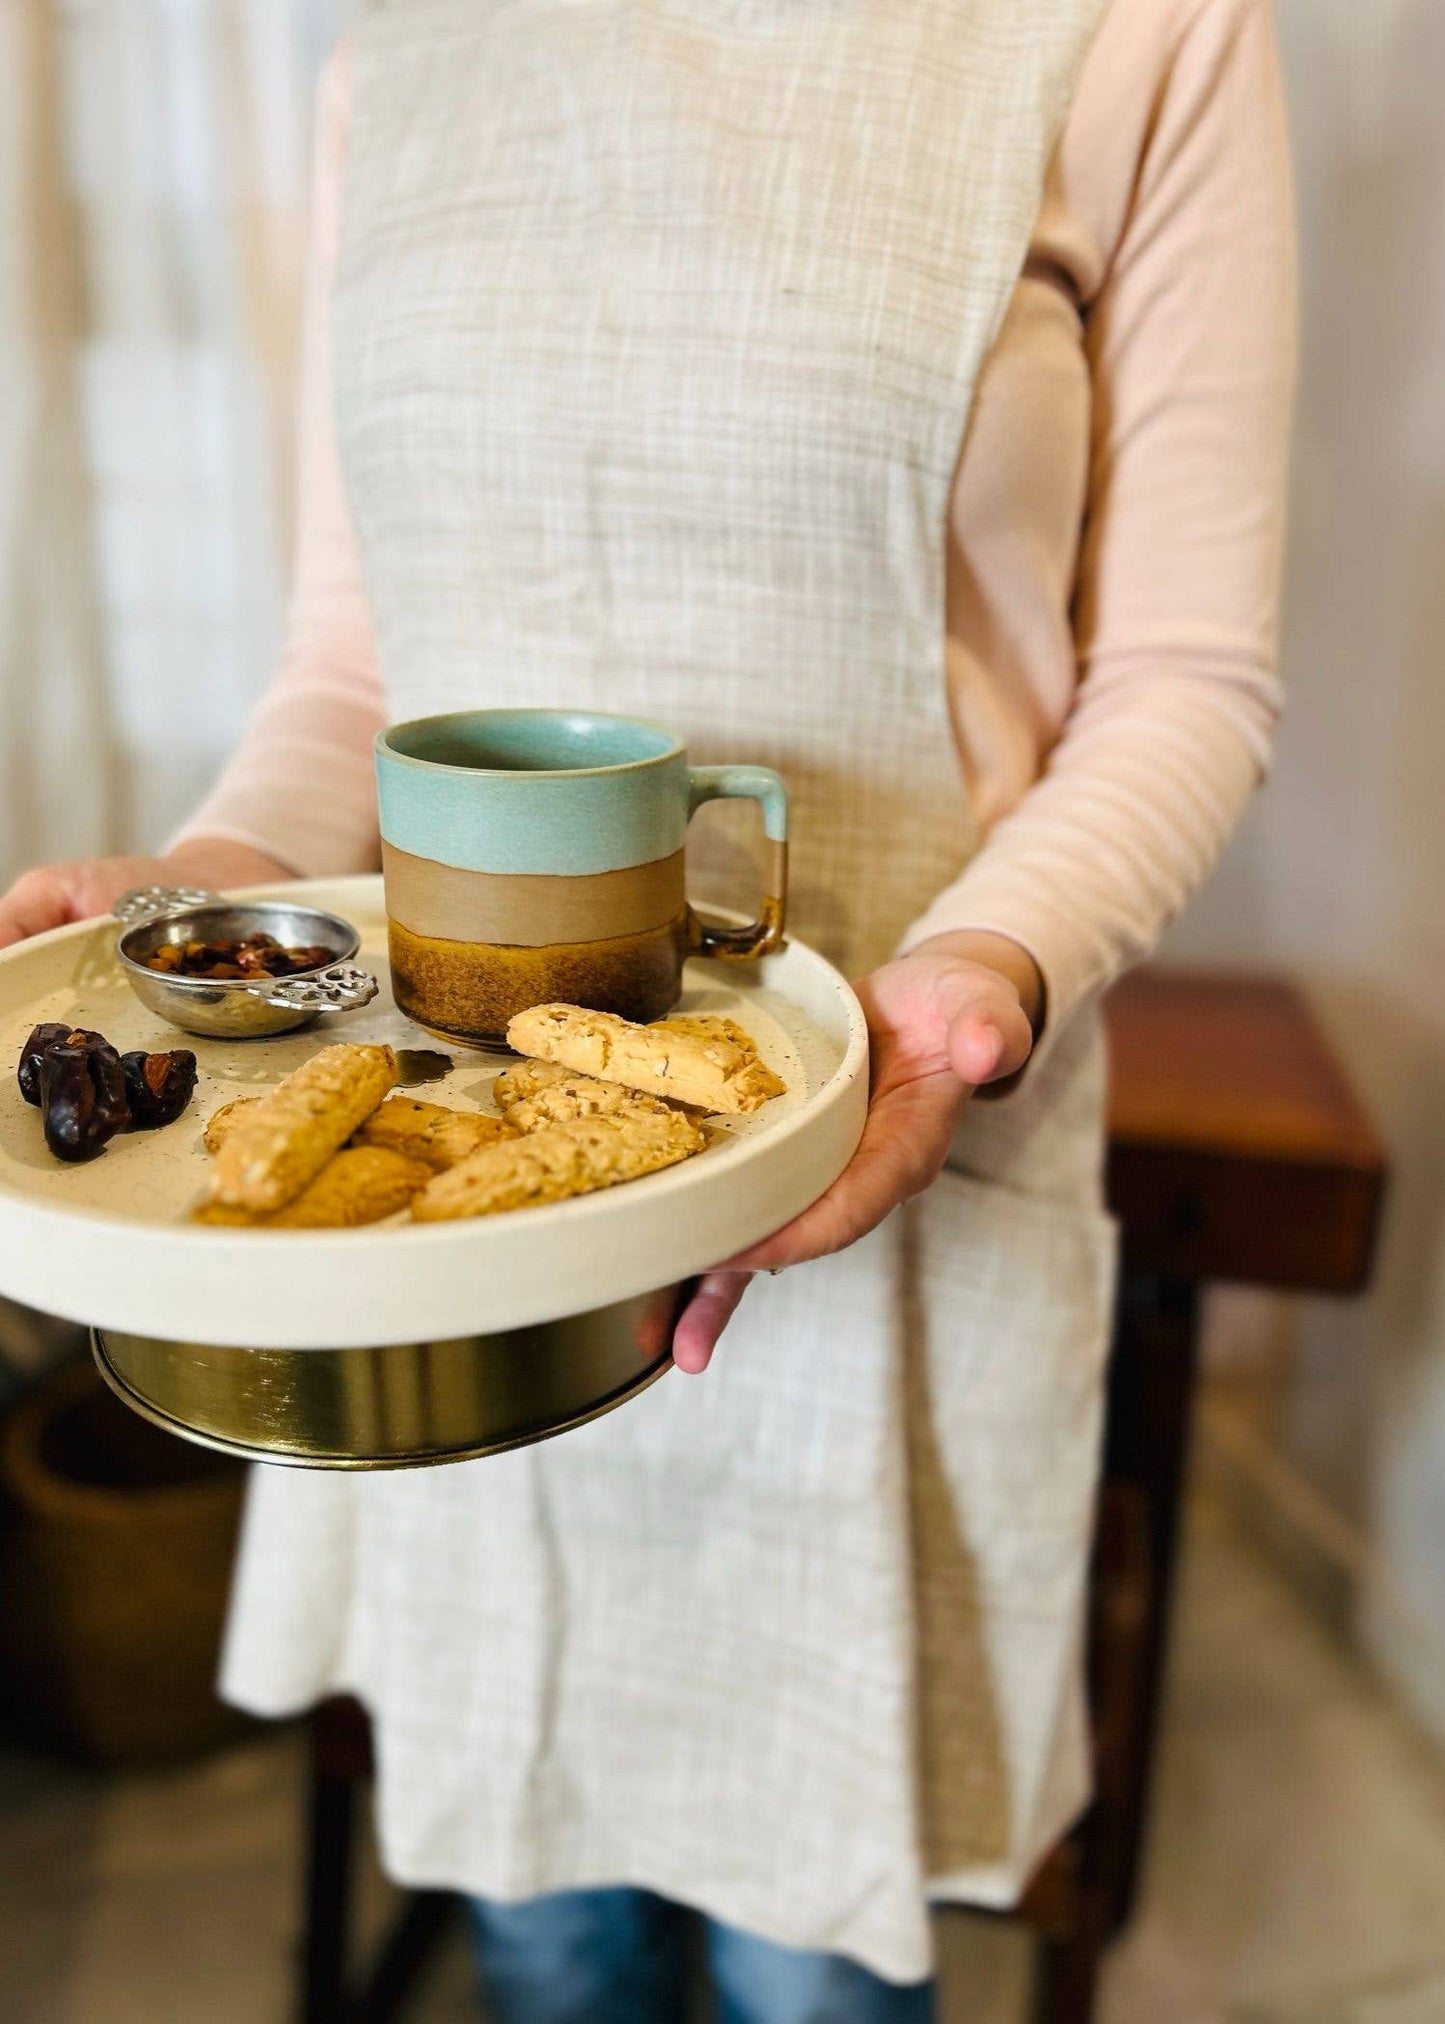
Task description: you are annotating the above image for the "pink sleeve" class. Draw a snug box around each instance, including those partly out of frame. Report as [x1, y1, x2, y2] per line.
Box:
[173, 43, 385, 878]
[900, 0, 1297, 1046]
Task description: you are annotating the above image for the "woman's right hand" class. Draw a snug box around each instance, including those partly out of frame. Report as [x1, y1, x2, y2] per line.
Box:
[0, 840, 296, 951]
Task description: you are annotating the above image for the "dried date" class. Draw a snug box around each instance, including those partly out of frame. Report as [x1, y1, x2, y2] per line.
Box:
[39, 1034, 131, 1163]
[18, 1023, 198, 1161]
[19, 1023, 79, 1105]
[18, 1024, 119, 1107]
[120, 1048, 199, 1129]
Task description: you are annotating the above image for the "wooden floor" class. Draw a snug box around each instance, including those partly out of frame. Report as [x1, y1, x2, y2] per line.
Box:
[5, 1482, 1445, 2024]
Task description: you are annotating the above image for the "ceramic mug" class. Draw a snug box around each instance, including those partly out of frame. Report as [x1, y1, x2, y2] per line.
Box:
[376, 708, 788, 1045]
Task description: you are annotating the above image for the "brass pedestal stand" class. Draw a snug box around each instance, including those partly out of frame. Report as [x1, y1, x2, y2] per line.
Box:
[92, 1282, 684, 1469]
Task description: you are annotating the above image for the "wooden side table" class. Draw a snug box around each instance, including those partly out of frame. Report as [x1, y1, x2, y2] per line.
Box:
[1012, 970, 1387, 2023]
[294, 970, 1388, 2024]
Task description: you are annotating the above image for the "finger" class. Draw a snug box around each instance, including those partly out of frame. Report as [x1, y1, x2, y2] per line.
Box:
[631, 1289, 677, 1361]
[66, 869, 133, 925]
[729, 1076, 957, 1272]
[671, 1269, 753, 1375]
[0, 870, 74, 951]
[946, 1014, 1003, 1086]
[946, 999, 1032, 1085]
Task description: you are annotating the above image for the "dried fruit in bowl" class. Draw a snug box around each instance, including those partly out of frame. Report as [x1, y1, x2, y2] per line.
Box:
[145, 933, 335, 980]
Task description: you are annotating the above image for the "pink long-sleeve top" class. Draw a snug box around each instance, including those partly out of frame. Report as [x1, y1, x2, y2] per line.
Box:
[178, 0, 1296, 1043]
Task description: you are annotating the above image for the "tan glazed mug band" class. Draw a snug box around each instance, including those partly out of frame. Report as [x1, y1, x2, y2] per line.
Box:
[382, 840, 687, 947]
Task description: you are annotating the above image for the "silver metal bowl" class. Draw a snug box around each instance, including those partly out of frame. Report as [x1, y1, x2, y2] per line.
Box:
[114, 886, 379, 1040]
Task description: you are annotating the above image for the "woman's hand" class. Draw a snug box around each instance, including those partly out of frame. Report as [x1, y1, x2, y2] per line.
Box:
[0, 840, 297, 951]
[671, 930, 1041, 1374]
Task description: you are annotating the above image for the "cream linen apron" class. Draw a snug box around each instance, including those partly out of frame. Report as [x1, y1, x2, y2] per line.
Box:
[221, 0, 1115, 1981]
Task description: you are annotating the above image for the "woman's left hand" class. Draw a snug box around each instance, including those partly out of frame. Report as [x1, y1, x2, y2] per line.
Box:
[671, 930, 1041, 1372]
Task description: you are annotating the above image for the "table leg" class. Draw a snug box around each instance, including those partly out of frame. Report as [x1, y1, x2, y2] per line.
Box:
[1031, 1918, 1106, 2024]
[1096, 1270, 1200, 1932]
[353, 1894, 459, 2024]
[300, 1715, 360, 2024]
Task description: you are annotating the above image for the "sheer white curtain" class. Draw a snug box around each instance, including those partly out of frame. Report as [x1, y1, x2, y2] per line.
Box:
[0, 0, 366, 886]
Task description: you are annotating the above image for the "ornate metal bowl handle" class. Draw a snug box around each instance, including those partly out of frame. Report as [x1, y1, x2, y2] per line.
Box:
[113, 885, 223, 928]
[256, 964, 379, 1015]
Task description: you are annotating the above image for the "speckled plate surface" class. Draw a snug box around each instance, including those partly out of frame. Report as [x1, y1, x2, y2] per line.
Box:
[0, 877, 868, 1349]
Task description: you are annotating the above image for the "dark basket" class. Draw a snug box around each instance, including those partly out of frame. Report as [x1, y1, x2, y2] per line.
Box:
[0, 1358, 254, 1766]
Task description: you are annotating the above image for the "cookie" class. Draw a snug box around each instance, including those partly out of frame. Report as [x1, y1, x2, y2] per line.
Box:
[195, 1146, 430, 1228]
[352, 1096, 513, 1170]
[505, 1004, 785, 1114]
[203, 1097, 254, 1155]
[492, 1058, 679, 1131]
[206, 1043, 397, 1212]
[411, 1107, 705, 1221]
[207, 1091, 508, 1173]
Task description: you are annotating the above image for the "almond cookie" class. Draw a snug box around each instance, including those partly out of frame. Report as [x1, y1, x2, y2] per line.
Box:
[207, 1092, 507, 1172]
[207, 1042, 397, 1212]
[492, 1058, 679, 1132]
[352, 1096, 513, 1170]
[652, 1014, 758, 1051]
[506, 1004, 785, 1114]
[411, 1108, 704, 1221]
[195, 1146, 431, 1228]
[203, 1097, 255, 1154]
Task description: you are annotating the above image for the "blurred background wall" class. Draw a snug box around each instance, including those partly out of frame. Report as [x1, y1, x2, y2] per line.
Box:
[1, 0, 1443, 1739]
[0, 0, 365, 872]
[1165, 0, 1445, 1745]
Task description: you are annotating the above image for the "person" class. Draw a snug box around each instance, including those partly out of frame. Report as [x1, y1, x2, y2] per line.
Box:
[0, 0, 1295, 2013]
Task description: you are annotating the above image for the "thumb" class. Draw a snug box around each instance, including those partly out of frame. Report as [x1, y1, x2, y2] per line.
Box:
[943, 986, 1034, 1087]
[947, 1013, 1007, 1086]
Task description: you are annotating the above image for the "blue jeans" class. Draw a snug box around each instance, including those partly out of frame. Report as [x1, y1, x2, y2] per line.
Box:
[468, 1886, 935, 2024]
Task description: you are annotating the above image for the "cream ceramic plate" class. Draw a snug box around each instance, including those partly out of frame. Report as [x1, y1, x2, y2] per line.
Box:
[0, 877, 868, 1349]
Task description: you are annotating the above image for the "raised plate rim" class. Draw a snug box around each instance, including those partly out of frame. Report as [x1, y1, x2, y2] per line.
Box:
[0, 877, 870, 1347]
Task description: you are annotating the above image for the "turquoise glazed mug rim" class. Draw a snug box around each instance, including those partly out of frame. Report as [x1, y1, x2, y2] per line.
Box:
[376, 708, 685, 782]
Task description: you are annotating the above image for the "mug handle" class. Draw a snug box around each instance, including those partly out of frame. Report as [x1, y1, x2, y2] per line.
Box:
[685, 765, 789, 960]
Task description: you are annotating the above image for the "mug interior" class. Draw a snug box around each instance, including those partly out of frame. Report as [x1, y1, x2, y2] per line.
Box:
[382, 710, 680, 776]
